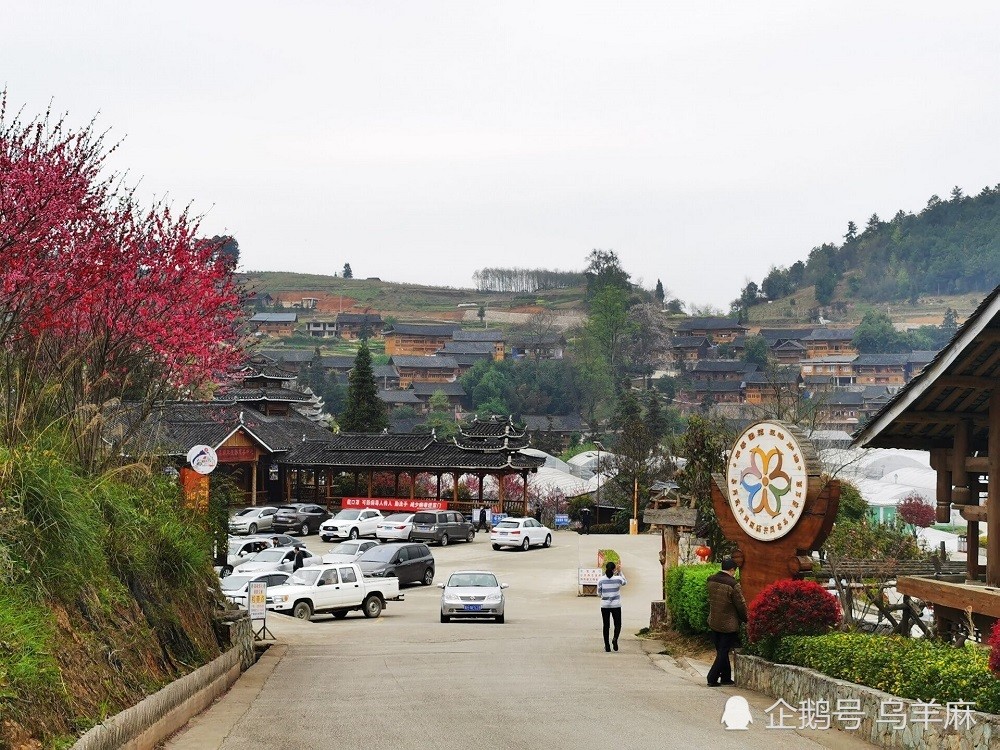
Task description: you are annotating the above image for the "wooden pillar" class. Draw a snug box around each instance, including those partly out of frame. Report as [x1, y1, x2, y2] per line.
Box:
[521, 471, 529, 516]
[314, 468, 320, 503]
[410, 472, 416, 500]
[934, 461, 952, 524]
[296, 468, 302, 501]
[394, 473, 400, 498]
[367, 471, 373, 498]
[989, 391, 1000, 586]
[453, 472, 460, 505]
[477, 474, 484, 503]
[436, 474, 442, 500]
[250, 462, 258, 506]
[498, 474, 505, 514]
[953, 420, 977, 582]
[353, 472, 359, 495]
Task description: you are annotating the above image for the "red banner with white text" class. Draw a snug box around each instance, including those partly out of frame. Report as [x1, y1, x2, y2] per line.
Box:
[342, 497, 448, 512]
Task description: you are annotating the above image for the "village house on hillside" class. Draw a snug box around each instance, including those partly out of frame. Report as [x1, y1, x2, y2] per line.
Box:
[384, 323, 460, 356]
[802, 327, 857, 358]
[249, 312, 298, 336]
[670, 316, 748, 344]
[336, 312, 384, 340]
[388, 355, 460, 388]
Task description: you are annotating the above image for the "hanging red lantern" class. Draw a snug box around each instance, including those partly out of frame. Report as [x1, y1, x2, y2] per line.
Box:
[694, 545, 711, 561]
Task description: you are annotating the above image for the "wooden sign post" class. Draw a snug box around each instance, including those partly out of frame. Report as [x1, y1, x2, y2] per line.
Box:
[710, 421, 839, 605]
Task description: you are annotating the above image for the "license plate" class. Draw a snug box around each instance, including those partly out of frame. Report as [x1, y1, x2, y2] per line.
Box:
[464, 604, 482, 612]
[418, 525, 430, 530]
[499, 531, 507, 536]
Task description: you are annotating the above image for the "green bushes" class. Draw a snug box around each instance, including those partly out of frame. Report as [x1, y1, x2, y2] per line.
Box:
[746, 579, 841, 658]
[775, 633, 1000, 714]
[666, 563, 719, 634]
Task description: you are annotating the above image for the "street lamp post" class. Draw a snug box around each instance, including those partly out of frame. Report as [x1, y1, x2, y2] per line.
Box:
[593, 441, 605, 517]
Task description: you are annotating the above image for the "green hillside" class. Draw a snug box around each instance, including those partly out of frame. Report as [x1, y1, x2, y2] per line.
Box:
[739, 186, 1000, 316]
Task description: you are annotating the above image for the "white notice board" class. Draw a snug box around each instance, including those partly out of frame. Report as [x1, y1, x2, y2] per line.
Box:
[248, 580, 267, 621]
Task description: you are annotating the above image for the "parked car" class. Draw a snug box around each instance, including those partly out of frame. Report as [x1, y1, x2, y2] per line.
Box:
[410, 510, 475, 546]
[220, 570, 295, 607]
[375, 513, 415, 541]
[221, 536, 274, 576]
[322, 540, 379, 564]
[490, 517, 553, 551]
[357, 542, 435, 586]
[267, 563, 404, 620]
[233, 546, 317, 575]
[319, 508, 384, 541]
[273, 503, 331, 536]
[228, 506, 278, 535]
[439, 570, 508, 623]
[266, 533, 308, 549]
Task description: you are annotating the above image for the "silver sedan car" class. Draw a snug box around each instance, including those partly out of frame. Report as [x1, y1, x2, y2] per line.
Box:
[439, 570, 508, 624]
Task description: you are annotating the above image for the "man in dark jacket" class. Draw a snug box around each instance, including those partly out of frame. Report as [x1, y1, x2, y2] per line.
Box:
[706, 557, 748, 686]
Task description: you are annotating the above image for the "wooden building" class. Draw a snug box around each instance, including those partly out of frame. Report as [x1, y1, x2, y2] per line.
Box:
[802, 327, 857, 358]
[687, 360, 756, 383]
[249, 312, 298, 336]
[336, 312, 384, 340]
[388, 355, 459, 388]
[854, 285, 1000, 641]
[853, 353, 909, 385]
[672, 316, 748, 345]
[670, 336, 711, 363]
[800, 355, 857, 386]
[384, 323, 459, 356]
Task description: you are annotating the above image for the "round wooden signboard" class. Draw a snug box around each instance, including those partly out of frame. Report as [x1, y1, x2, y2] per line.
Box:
[711, 420, 839, 605]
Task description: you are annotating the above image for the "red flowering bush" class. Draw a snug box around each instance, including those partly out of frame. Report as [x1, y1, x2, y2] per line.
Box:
[747, 579, 842, 645]
[897, 494, 936, 533]
[988, 620, 1000, 676]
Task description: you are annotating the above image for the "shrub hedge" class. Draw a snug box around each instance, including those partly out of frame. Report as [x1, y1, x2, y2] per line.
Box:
[747, 579, 841, 648]
[775, 633, 1000, 714]
[665, 563, 719, 634]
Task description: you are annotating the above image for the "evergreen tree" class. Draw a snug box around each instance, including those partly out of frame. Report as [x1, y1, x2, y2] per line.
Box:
[741, 334, 771, 369]
[343, 262, 353, 278]
[339, 343, 387, 432]
[844, 221, 858, 243]
[654, 279, 665, 303]
[645, 389, 666, 443]
[940, 307, 959, 339]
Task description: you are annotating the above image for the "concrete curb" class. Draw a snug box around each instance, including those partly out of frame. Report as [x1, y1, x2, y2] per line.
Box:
[71, 616, 255, 750]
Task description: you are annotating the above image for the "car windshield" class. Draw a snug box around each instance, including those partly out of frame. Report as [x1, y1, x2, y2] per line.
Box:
[359, 546, 398, 563]
[220, 575, 253, 591]
[250, 549, 288, 562]
[290, 569, 321, 586]
[497, 520, 520, 529]
[383, 513, 412, 522]
[448, 573, 497, 588]
[413, 512, 435, 523]
[334, 510, 361, 520]
[328, 543, 361, 555]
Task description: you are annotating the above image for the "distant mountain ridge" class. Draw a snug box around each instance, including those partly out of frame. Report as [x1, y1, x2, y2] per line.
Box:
[745, 186, 1000, 307]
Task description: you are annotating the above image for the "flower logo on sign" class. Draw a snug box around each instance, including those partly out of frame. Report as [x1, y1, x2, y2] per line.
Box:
[739, 446, 791, 519]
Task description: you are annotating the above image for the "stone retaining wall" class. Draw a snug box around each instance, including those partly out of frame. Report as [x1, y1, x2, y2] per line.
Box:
[736, 653, 1000, 749]
[71, 612, 254, 750]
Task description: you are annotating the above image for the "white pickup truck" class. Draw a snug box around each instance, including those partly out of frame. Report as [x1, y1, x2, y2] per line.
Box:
[266, 563, 403, 621]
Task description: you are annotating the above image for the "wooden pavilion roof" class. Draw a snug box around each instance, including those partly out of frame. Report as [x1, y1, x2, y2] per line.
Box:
[853, 284, 1000, 452]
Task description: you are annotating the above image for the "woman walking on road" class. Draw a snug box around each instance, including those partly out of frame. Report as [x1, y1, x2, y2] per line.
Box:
[597, 561, 627, 652]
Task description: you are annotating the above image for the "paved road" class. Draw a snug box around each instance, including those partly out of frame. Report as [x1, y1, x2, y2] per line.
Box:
[168, 532, 872, 750]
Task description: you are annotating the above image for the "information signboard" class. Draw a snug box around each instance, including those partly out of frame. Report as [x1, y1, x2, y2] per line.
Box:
[248, 580, 267, 622]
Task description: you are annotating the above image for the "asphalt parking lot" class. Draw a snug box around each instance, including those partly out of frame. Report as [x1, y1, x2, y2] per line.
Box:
[170, 530, 873, 750]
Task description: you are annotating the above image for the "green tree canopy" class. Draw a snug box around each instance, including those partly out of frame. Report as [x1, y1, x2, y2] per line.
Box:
[852, 309, 910, 353]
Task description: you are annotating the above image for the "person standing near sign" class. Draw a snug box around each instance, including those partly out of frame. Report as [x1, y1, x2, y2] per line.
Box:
[580, 506, 592, 535]
[478, 505, 489, 532]
[597, 561, 627, 652]
[706, 558, 747, 686]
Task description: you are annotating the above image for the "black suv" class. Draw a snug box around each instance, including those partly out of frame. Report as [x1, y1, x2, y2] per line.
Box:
[272, 503, 331, 536]
[357, 543, 435, 585]
[410, 510, 476, 546]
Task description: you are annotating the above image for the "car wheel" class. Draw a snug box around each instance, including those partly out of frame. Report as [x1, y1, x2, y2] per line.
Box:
[406, 530, 413, 541]
[221, 565, 233, 578]
[496, 614, 505, 624]
[492, 543, 501, 551]
[332, 610, 349, 620]
[422, 567, 434, 586]
[521, 537, 530, 551]
[439, 533, 449, 547]
[293, 601, 313, 620]
[349, 528, 359, 540]
[465, 529, 475, 543]
[362, 594, 383, 619]
[543, 534, 552, 548]
[300, 522, 310, 536]
[441, 612, 450, 623]
[248, 523, 258, 535]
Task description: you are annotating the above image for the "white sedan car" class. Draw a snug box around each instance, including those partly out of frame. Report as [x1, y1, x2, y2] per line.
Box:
[439, 570, 508, 623]
[322, 540, 379, 564]
[220, 570, 295, 607]
[233, 546, 316, 575]
[490, 517, 553, 551]
[228, 506, 278, 535]
[319, 508, 384, 541]
[375, 513, 416, 541]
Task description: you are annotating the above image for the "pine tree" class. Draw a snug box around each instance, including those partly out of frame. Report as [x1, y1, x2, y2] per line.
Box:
[645, 389, 666, 443]
[654, 279, 665, 303]
[339, 343, 387, 432]
[343, 262, 353, 279]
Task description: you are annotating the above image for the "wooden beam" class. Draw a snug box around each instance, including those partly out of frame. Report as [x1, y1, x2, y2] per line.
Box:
[966, 456, 990, 473]
[989, 390, 1000, 586]
[938, 376, 998, 391]
[896, 576, 1000, 618]
[897, 411, 988, 425]
[959, 505, 988, 523]
[936, 466, 952, 524]
[952, 420, 972, 504]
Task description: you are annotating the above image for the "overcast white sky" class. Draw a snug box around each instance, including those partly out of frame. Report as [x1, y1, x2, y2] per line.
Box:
[7, 3, 1000, 307]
